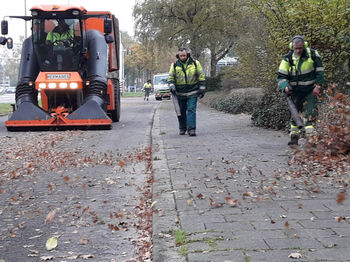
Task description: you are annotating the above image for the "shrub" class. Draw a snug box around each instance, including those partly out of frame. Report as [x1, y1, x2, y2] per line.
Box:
[251, 90, 290, 130]
[202, 88, 263, 115]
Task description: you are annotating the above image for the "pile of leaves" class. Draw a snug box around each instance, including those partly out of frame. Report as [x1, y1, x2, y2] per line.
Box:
[290, 87, 350, 182]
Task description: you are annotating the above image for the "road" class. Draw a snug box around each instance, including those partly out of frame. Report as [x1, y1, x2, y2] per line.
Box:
[0, 93, 15, 104]
[0, 96, 349, 262]
[0, 97, 159, 262]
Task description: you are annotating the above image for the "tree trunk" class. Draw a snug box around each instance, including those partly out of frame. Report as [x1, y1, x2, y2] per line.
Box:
[210, 48, 218, 77]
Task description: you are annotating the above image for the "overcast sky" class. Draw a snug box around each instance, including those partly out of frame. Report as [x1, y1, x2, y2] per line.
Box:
[0, 0, 136, 42]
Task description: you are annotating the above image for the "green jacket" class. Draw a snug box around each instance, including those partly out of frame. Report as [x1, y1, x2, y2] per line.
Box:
[46, 29, 74, 46]
[277, 48, 324, 93]
[168, 57, 206, 96]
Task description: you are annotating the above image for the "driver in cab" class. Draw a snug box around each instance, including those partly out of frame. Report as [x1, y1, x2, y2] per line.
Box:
[46, 19, 74, 48]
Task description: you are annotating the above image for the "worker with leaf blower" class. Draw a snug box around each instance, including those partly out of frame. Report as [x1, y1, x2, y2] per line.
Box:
[168, 47, 206, 136]
[277, 35, 325, 145]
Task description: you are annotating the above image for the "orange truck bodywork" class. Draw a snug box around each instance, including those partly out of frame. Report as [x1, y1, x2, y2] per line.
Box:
[5, 5, 121, 130]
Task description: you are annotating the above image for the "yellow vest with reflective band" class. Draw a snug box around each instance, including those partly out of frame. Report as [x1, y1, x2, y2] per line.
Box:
[46, 29, 74, 46]
[168, 57, 205, 96]
[277, 48, 324, 92]
[143, 83, 152, 90]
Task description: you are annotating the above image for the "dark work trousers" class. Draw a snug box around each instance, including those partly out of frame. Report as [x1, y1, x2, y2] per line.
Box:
[291, 90, 319, 126]
[177, 95, 197, 132]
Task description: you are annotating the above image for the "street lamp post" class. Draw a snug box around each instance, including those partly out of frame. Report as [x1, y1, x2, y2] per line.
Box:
[24, 0, 27, 39]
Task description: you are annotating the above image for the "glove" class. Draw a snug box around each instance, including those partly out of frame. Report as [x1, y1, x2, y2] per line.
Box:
[169, 84, 176, 94]
[198, 86, 205, 99]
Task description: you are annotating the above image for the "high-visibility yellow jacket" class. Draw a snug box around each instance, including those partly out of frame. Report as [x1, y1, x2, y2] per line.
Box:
[46, 29, 74, 46]
[168, 57, 206, 96]
[143, 83, 152, 90]
[277, 48, 324, 93]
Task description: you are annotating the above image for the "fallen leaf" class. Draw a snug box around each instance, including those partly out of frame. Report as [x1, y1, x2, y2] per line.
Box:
[150, 201, 157, 208]
[225, 197, 238, 207]
[77, 254, 94, 259]
[174, 217, 179, 224]
[196, 193, 204, 199]
[288, 252, 302, 259]
[40, 256, 54, 261]
[45, 209, 57, 224]
[337, 192, 346, 204]
[247, 192, 254, 197]
[197, 157, 204, 160]
[187, 199, 193, 205]
[119, 161, 125, 167]
[228, 169, 235, 175]
[336, 216, 346, 222]
[284, 221, 290, 229]
[80, 238, 89, 245]
[209, 198, 223, 208]
[46, 237, 58, 251]
[63, 176, 70, 183]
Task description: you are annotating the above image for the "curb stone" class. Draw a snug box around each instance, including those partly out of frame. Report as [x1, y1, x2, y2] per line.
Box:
[152, 103, 186, 262]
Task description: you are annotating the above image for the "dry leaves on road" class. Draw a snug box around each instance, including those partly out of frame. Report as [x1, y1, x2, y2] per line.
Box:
[45, 209, 57, 224]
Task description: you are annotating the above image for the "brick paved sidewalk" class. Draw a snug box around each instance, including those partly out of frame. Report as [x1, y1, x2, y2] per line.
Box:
[152, 101, 350, 262]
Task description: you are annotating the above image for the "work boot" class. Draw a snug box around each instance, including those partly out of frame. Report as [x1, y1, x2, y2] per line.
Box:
[188, 130, 196, 136]
[147, 98, 149, 101]
[288, 134, 299, 146]
[179, 130, 186, 135]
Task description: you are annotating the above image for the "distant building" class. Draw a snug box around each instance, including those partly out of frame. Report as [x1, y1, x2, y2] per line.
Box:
[216, 56, 238, 73]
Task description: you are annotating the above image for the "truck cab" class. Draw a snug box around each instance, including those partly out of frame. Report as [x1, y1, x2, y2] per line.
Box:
[153, 73, 170, 101]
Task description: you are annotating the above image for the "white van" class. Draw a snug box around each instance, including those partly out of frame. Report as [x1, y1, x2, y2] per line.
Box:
[153, 73, 170, 100]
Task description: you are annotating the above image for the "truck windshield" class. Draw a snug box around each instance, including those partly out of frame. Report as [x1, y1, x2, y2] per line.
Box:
[32, 18, 82, 71]
[154, 75, 168, 85]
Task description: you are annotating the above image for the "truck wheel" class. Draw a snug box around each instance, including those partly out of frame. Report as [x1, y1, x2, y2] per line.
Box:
[111, 79, 120, 122]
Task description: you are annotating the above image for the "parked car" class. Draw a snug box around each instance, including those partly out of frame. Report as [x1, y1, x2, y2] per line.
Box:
[153, 73, 170, 100]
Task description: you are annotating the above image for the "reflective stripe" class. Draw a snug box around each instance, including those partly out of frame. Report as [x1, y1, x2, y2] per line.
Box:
[169, 72, 175, 77]
[315, 67, 324, 72]
[176, 89, 199, 96]
[290, 125, 300, 134]
[290, 80, 315, 86]
[199, 86, 205, 90]
[278, 69, 289, 75]
[290, 129, 301, 135]
[305, 125, 315, 134]
[290, 68, 314, 76]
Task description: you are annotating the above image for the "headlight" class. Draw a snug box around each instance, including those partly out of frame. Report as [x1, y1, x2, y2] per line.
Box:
[59, 82, 68, 89]
[38, 83, 46, 89]
[70, 82, 78, 89]
[48, 83, 57, 89]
